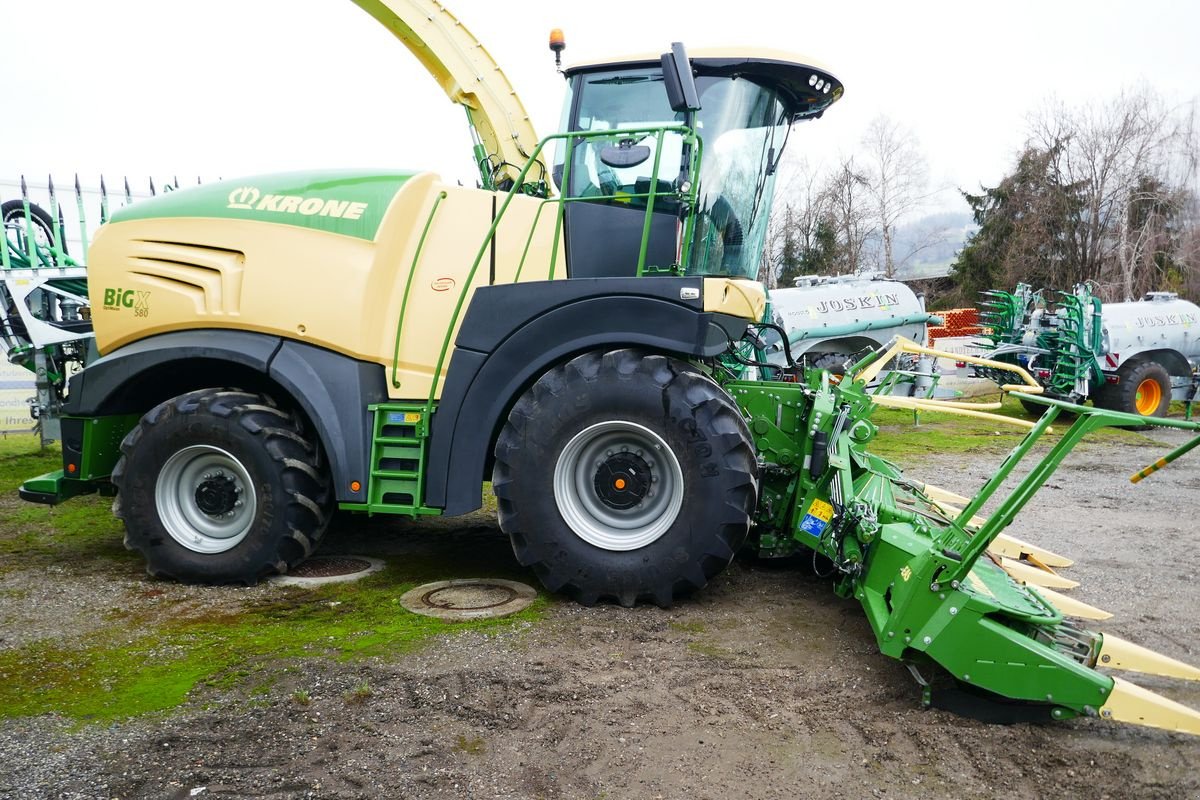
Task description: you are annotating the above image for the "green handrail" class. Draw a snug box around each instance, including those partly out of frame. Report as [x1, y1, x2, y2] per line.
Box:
[421, 124, 703, 415]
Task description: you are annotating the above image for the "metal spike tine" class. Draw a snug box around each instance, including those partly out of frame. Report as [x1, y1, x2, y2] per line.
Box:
[74, 172, 89, 252]
[48, 174, 55, 197]
[20, 175, 28, 199]
[174, 175, 179, 190]
[124, 176, 132, 205]
[197, 176, 202, 185]
[100, 175, 109, 224]
[0, 180, 8, 270]
[149, 177, 156, 197]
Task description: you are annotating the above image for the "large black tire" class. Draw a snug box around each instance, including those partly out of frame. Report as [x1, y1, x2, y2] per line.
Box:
[113, 389, 332, 584]
[1, 199, 63, 256]
[1093, 359, 1171, 420]
[493, 349, 759, 607]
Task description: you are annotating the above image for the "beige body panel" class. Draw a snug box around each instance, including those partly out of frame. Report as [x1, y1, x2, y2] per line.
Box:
[703, 278, 766, 322]
[88, 175, 566, 400]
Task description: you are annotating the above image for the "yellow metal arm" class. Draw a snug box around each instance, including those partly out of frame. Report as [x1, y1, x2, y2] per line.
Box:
[351, 0, 549, 192]
[852, 336, 1046, 430]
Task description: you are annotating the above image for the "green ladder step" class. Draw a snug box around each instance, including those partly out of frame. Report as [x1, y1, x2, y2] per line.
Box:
[358, 402, 442, 518]
[371, 470, 421, 479]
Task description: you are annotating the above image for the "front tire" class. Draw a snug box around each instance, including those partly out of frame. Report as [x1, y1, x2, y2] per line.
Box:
[493, 349, 758, 607]
[113, 389, 332, 584]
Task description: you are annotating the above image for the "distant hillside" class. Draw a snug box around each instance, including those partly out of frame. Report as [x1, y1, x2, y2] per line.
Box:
[889, 211, 976, 280]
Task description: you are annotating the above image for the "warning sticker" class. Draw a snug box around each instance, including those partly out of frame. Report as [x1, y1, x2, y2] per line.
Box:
[808, 498, 834, 522]
[798, 498, 835, 538]
[799, 514, 827, 537]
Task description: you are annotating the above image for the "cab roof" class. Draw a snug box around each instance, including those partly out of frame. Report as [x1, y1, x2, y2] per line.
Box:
[565, 46, 843, 118]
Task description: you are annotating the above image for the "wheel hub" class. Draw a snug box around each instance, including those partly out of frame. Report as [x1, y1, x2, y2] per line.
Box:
[195, 474, 238, 516]
[593, 451, 651, 510]
[155, 445, 257, 554]
[553, 420, 685, 552]
[1135, 378, 1161, 415]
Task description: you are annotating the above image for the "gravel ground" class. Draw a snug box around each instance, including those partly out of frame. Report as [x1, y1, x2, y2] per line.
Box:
[1, 425, 1199, 799]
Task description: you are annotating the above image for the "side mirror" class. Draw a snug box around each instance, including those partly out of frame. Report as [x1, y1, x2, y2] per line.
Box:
[599, 142, 652, 168]
[661, 42, 700, 113]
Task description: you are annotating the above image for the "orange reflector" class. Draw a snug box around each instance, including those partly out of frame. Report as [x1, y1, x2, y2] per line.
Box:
[67, 463, 76, 474]
[614, 478, 627, 490]
[350, 481, 361, 492]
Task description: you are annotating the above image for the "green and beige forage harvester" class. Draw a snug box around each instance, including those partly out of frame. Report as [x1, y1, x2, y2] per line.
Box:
[12, 0, 1200, 735]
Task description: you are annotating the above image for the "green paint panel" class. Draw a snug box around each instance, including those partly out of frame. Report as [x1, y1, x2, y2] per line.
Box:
[110, 169, 418, 241]
[75, 414, 139, 480]
[19, 469, 97, 504]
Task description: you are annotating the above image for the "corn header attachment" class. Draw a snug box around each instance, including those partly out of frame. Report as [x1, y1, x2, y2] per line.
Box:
[727, 334, 1200, 735]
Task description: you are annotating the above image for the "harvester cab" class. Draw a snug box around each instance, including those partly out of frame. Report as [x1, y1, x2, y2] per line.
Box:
[555, 46, 840, 280]
[12, 0, 1200, 737]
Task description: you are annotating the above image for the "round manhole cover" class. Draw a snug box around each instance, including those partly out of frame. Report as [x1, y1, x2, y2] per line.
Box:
[399, 579, 537, 621]
[271, 555, 385, 587]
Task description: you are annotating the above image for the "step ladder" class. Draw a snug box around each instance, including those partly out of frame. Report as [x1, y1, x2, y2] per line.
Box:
[364, 403, 441, 516]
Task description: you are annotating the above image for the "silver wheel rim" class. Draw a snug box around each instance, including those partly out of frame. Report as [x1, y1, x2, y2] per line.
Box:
[155, 445, 257, 554]
[553, 420, 684, 551]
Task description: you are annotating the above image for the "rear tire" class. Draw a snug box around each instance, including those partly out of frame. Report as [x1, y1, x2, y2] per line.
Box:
[1094, 360, 1171, 420]
[113, 389, 332, 584]
[493, 349, 758, 607]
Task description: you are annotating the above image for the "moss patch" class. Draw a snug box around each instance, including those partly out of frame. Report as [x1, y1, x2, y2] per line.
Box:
[0, 434, 126, 563]
[0, 565, 545, 723]
[0, 433, 547, 724]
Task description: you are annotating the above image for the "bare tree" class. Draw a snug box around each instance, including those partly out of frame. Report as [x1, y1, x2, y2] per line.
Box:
[822, 157, 876, 274]
[760, 156, 841, 284]
[860, 116, 930, 278]
[1028, 90, 1198, 299]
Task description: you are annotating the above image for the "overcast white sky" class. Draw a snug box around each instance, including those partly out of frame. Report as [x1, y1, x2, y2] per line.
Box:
[2, 0, 1198, 216]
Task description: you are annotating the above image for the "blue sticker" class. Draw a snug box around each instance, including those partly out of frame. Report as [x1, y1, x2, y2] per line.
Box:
[799, 514, 827, 538]
[387, 412, 408, 423]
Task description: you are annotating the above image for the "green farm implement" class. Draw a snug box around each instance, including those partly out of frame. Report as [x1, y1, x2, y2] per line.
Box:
[977, 282, 1200, 419]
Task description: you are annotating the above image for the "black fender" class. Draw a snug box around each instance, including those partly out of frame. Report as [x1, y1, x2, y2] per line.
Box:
[425, 277, 748, 515]
[65, 330, 386, 504]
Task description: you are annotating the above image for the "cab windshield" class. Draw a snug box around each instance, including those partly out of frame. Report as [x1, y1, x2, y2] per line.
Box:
[562, 66, 788, 279]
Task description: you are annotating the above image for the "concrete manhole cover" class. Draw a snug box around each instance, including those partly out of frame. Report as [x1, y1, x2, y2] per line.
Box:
[399, 579, 537, 621]
[271, 555, 385, 587]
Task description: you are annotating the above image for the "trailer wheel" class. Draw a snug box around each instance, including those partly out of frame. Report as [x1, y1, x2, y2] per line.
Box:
[1, 199, 62, 257]
[493, 349, 758, 607]
[113, 389, 332, 584]
[1096, 360, 1171, 419]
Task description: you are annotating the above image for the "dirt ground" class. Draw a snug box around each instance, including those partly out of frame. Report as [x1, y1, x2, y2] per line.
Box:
[1, 422, 1199, 799]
